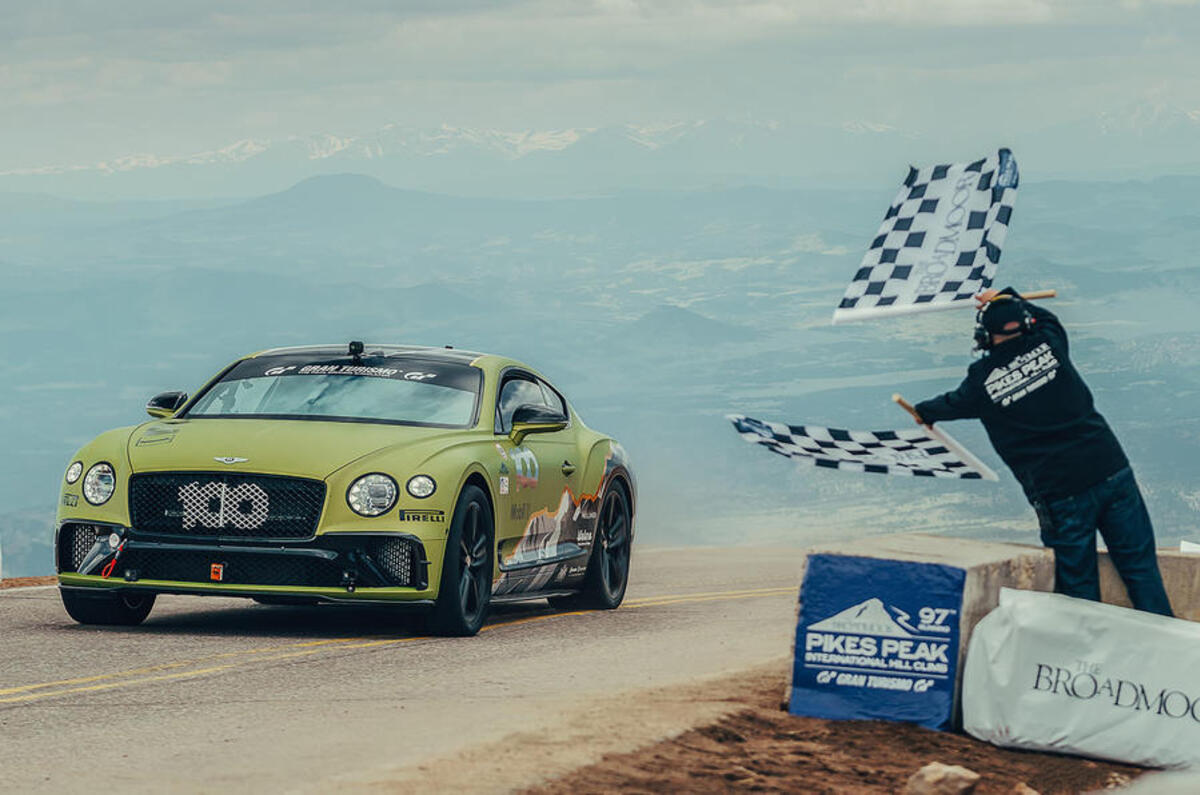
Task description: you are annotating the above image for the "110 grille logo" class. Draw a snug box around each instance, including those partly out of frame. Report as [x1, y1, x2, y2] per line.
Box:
[178, 482, 270, 530]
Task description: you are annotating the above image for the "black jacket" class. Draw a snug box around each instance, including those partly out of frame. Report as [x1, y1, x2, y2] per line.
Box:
[914, 289, 1127, 503]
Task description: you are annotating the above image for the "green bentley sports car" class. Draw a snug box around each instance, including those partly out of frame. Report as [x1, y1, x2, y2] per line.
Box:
[55, 343, 635, 635]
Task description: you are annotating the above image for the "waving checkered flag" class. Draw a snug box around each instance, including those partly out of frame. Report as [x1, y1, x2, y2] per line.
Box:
[832, 148, 1019, 323]
[728, 414, 998, 480]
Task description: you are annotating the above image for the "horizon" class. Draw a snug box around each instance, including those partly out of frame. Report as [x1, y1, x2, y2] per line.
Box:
[7, 2, 1200, 198]
[4, 2, 1200, 578]
[9, 164, 1200, 206]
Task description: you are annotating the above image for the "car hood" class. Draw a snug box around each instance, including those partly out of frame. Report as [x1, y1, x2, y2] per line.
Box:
[127, 418, 457, 480]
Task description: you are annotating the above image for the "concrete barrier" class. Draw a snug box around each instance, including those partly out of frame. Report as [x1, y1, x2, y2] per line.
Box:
[791, 533, 1200, 728]
[1100, 549, 1200, 621]
[794, 534, 1055, 726]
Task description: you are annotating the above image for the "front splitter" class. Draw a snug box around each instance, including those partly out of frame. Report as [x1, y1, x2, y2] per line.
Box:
[59, 573, 437, 606]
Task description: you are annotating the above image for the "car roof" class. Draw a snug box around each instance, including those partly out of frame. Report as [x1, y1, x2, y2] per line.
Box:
[250, 344, 494, 366]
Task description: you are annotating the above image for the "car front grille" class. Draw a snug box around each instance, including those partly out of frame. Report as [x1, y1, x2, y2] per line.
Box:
[129, 472, 326, 539]
[108, 536, 424, 589]
[372, 537, 416, 586]
[58, 523, 103, 572]
[118, 548, 345, 588]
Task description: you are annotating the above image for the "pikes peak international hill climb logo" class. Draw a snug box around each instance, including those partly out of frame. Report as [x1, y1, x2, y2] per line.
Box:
[802, 597, 954, 693]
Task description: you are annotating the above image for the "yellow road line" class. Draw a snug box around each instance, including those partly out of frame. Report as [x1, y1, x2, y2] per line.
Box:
[0, 666, 236, 705]
[624, 588, 794, 609]
[480, 610, 589, 631]
[2, 585, 796, 706]
[627, 590, 796, 609]
[0, 637, 374, 696]
[624, 586, 793, 606]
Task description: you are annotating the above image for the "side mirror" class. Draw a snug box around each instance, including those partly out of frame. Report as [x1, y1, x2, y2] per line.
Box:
[146, 391, 188, 419]
[509, 404, 568, 446]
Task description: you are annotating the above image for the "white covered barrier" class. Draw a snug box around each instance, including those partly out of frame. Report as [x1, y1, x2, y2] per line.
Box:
[963, 588, 1200, 769]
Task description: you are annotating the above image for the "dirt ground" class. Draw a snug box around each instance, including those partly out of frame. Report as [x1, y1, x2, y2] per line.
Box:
[527, 668, 1144, 795]
[0, 576, 55, 590]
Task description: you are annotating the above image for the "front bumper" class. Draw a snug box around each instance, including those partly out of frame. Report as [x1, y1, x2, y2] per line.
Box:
[58, 576, 437, 606]
[56, 522, 443, 604]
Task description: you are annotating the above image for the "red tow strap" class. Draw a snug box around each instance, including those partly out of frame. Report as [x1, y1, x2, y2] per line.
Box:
[100, 541, 126, 579]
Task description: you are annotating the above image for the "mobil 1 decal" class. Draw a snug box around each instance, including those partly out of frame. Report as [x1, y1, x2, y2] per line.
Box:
[792, 554, 965, 730]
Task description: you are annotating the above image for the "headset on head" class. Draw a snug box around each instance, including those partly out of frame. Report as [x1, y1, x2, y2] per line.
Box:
[973, 294, 1035, 352]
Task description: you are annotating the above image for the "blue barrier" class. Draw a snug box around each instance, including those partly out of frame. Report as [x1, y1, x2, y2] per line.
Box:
[791, 554, 966, 730]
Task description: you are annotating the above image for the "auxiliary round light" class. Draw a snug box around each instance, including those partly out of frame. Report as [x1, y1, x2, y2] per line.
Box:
[406, 474, 436, 499]
[82, 463, 116, 505]
[65, 461, 83, 484]
[347, 473, 398, 517]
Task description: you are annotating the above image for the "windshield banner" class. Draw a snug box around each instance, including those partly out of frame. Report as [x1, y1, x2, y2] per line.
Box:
[226, 355, 481, 391]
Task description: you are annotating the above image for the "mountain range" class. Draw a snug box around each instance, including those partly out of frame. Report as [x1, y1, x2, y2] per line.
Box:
[5, 103, 1200, 200]
[2, 170, 1199, 576]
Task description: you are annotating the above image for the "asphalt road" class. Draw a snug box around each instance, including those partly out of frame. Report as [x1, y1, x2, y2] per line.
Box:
[0, 547, 805, 793]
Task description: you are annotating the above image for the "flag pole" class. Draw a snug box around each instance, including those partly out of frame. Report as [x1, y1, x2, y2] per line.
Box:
[832, 288, 1058, 324]
[891, 393, 1000, 481]
[1016, 289, 1056, 301]
[892, 393, 923, 425]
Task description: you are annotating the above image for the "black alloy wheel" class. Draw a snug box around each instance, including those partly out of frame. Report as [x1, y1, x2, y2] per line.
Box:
[550, 482, 631, 611]
[428, 485, 493, 636]
[596, 486, 631, 602]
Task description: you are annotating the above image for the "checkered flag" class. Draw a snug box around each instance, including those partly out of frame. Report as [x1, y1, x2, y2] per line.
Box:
[832, 148, 1019, 323]
[728, 414, 998, 480]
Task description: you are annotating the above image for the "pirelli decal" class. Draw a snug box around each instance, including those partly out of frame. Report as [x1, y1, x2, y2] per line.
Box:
[398, 509, 445, 523]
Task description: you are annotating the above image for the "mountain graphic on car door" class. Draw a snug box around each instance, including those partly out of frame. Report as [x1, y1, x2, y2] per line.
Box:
[495, 435, 580, 575]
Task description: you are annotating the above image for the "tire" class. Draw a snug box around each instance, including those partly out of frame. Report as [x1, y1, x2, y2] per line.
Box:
[427, 485, 493, 636]
[60, 589, 156, 626]
[549, 480, 631, 611]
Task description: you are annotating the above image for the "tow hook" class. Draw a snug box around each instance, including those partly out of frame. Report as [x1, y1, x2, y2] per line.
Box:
[100, 539, 127, 579]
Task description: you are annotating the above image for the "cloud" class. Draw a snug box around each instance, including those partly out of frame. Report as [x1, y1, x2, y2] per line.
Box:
[3, 0, 1200, 170]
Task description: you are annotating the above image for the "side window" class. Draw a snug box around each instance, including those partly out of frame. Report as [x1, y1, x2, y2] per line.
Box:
[539, 380, 567, 417]
[496, 377, 546, 433]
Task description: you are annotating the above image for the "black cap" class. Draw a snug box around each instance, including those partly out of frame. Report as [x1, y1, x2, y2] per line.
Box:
[980, 297, 1027, 335]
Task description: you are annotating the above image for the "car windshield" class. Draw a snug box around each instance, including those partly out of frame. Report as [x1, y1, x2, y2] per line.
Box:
[183, 355, 481, 427]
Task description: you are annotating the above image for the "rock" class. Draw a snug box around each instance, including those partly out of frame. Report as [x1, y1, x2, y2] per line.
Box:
[1104, 772, 1132, 790]
[1010, 784, 1040, 795]
[903, 762, 982, 795]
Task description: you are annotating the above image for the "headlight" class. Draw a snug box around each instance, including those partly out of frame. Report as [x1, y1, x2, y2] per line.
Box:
[65, 461, 83, 484]
[406, 474, 436, 499]
[347, 473, 398, 517]
[82, 463, 116, 505]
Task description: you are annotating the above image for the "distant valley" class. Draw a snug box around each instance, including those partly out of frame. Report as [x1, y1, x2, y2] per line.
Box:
[1, 173, 1198, 575]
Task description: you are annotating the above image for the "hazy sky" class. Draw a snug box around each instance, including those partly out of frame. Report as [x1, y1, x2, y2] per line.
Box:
[4, 0, 1200, 170]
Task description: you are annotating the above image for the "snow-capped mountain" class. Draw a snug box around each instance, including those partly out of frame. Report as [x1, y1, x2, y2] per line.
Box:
[0, 122, 727, 176]
[0, 119, 918, 199]
[5, 103, 1200, 200]
[1032, 99, 1200, 178]
[1095, 100, 1200, 137]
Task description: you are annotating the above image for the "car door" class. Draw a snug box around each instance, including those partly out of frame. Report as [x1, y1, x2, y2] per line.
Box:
[529, 378, 595, 585]
[492, 372, 581, 590]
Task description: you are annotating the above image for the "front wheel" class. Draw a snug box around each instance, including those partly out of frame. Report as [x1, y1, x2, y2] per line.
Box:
[550, 481, 631, 611]
[427, 485, 493, 636]
[61, 589, 156, 626]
